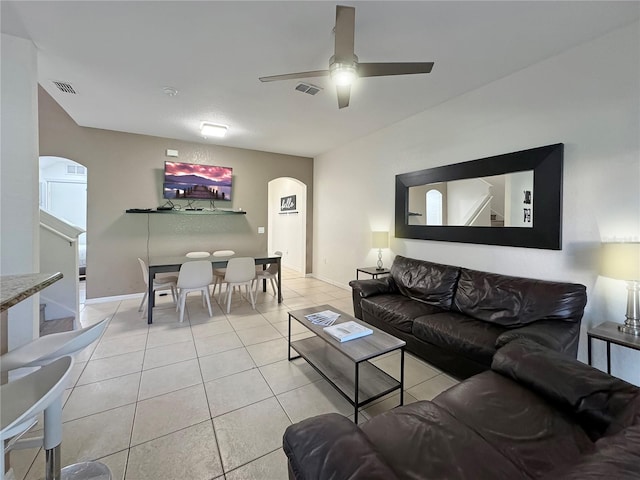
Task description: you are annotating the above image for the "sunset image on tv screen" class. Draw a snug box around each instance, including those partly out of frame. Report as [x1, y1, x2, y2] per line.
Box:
[163, 161, 232, 201]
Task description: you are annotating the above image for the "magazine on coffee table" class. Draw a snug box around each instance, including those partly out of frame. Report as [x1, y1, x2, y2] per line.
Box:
[323, 321, 373, 343]
[305, 310, 340, 326]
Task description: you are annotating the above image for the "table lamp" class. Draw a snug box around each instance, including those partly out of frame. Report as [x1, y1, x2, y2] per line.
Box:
[601, 242, 640, 335]
[372, 231, 389, 271]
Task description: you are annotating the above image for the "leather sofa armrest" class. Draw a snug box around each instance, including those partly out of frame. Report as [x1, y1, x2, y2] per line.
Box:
[495, 319, 581, 357]
[283, 413, 399, 480]
[349, 277, 396, 319]
[492, 339, 639, 439]
[350, 277, 396, 298]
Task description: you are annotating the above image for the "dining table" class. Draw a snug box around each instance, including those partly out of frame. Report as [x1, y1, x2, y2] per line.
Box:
[145, 252, 282, 324]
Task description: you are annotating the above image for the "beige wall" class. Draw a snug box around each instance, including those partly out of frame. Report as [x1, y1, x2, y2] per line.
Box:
[38, 88, 313, 299]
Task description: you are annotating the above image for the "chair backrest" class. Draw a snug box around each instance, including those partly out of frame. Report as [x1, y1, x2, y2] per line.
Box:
[1, 356, 73, 441]
[212, 250, 235, 257]
[178, 260, 213, 289]
[138, 257, 149, 285]
[225, 257, 256, 283]
[266, 251, 283, 274]
[186, 251, 210, 258]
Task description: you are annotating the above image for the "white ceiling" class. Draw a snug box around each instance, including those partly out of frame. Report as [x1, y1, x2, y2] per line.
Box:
[3, 1, 638, 158]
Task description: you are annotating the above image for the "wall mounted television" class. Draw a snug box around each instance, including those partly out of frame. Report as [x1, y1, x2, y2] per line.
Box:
[163, 161, 232, 201]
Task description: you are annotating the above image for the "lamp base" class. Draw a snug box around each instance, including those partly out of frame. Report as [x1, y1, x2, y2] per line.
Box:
[618, 321, 640, 336]
[619, 281, 640, 336]
[376, 249, 383, 270]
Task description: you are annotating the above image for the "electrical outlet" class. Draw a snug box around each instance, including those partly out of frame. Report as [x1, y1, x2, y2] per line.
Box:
[258, 226, 265, 234]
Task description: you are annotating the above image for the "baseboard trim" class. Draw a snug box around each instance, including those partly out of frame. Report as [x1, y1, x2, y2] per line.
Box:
[84, 292, 143, 304]
[307, 273, 351, 291]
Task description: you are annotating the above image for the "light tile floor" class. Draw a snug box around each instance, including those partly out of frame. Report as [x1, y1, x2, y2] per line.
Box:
[11, 269, 458, 480]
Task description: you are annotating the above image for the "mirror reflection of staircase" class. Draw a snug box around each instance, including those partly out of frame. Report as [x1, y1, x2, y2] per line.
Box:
[491, 213, 505, 227]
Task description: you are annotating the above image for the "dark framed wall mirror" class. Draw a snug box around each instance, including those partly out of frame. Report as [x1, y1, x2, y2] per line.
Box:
[395, 143, 563, 250]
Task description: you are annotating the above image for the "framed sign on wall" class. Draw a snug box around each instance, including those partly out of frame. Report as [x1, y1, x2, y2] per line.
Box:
[280, 194, 297, 212]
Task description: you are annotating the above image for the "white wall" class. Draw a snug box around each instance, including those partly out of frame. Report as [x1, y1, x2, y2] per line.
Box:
[1, 34, 40, 349]
[313, 23, 640, 383]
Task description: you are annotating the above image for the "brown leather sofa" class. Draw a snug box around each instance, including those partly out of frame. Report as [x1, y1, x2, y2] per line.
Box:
[349, 255, 587, 378]
[283, 339, 640, 480]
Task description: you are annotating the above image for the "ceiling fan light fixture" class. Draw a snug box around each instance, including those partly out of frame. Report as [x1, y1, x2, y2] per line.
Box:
[330, 63, 357, 86]
[200, 123, 228, 138]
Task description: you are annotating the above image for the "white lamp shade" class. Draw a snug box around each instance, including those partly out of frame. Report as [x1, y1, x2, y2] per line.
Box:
[372, 231, 389, 249]
[601, 242, 640, 281]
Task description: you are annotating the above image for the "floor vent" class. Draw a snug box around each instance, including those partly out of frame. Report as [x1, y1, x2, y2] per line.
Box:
[295, 83, 322, 95]
[52, 81, 77, 94]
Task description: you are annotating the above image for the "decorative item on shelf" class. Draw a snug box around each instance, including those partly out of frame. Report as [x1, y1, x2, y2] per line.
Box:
[372, 231, 389, 271]
[601, 241, 640, 336]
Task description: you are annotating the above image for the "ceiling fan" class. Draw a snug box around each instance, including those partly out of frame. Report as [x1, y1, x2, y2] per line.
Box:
[259, 5, 434, 109]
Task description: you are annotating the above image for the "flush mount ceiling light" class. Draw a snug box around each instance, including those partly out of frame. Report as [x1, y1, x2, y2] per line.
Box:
[200, 123, 228, 138]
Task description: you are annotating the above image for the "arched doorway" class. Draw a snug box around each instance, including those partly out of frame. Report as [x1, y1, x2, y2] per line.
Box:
[267, 177, 307, 274]
[39, 156, 87, 301]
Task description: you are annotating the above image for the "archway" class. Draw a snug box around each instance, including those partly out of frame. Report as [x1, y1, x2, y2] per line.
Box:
[39, 156, 87, 300]
[267, 177, 307, 274]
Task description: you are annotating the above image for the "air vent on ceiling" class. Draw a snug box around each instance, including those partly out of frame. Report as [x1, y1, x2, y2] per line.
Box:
[52, 81, 77, 94]
[295, 83, 322, 96]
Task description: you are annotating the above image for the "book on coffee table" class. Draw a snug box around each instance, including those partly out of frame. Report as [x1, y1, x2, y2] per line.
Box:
[323, 321, 373, 343]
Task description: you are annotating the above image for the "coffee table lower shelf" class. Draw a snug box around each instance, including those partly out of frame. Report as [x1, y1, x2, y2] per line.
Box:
[289, 336, 403, 422]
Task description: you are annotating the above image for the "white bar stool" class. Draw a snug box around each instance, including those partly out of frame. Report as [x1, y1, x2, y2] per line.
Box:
[2, 356, 73, 480]
[0, 317, 110, 373]
[1, 317, 112, 479]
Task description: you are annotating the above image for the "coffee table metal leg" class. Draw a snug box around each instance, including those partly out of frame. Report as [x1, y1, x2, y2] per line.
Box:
[399, 347, 405, 407]
[354, 362, 359, 424]
[287, 313, 300, 361]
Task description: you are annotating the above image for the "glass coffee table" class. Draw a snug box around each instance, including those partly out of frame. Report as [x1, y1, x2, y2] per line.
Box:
[288, 304, 406, 424]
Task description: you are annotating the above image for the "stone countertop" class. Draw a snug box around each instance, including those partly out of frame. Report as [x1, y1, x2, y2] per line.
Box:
[1, 272, 63, 311]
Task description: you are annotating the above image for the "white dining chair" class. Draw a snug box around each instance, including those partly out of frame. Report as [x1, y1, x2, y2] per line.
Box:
[255, 251, 282, 297]
[222, 257, 256, 314]
[177, 260, 213, 322]
[1, 356, 112, 480]
[138, 258, 178, 317]
[211, 250, 236, 300]
[185, 251, 210, 258]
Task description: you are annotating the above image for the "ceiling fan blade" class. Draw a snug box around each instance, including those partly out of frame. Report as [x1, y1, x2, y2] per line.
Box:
[334, 5, 355, 61]
[358, 62, 434, 78]
[259, 70, 329, 82]
[336, 84, 351, 109]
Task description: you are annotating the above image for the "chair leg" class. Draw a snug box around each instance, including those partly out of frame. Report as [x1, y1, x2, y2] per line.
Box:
[269, 278, 277, 296]
[138, 291, 148, 313]
[248, 283, 256, 309]
[226, 284, 233, 313]
[204, 288, 213, 317]
[170, 286, 177, 304]
[179, 292, 187, 322]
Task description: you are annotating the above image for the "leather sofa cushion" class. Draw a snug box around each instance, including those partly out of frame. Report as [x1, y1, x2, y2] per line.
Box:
[453, 268, 588, 327]
[493, 339, 640, 440]
[359, 400, 530, 480]
[434, 371, 595, 478]
[412, 312, 505, 365]
[361, 295, 445, 333]
[541, 424, 640, 480]
[390, 255, 460, 309]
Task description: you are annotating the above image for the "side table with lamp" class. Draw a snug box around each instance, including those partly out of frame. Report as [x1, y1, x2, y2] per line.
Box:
[587, 242, 640, 375]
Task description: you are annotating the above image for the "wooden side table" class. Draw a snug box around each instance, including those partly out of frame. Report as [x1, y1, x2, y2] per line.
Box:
[356, 267, 391, 280]
[587, 321, 640, 375]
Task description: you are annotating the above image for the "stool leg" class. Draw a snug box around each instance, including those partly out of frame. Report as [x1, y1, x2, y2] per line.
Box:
[45, 446, 61, 480]
[44, 397, 63, 480]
